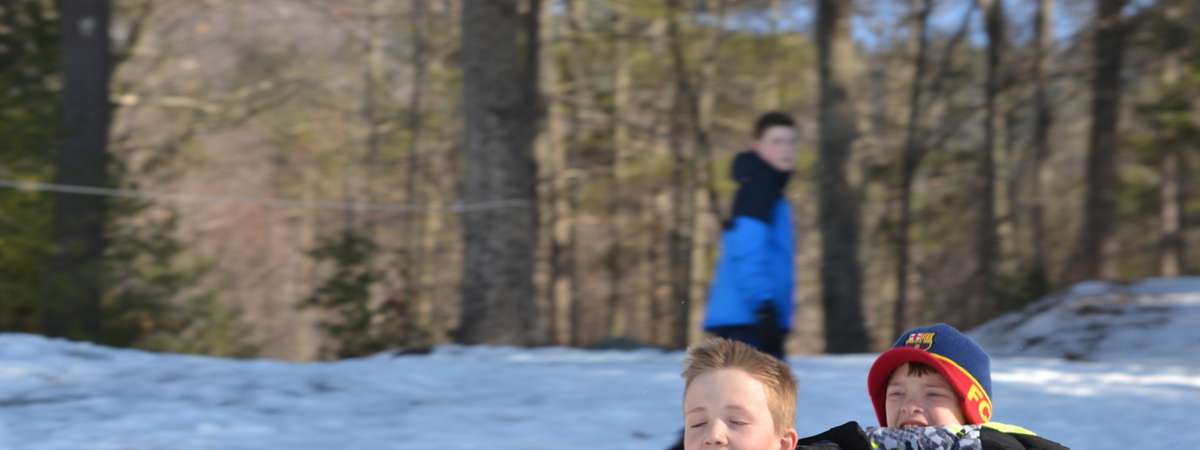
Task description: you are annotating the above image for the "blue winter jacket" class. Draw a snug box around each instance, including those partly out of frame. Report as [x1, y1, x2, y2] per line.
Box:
[703, 151, 794, 331]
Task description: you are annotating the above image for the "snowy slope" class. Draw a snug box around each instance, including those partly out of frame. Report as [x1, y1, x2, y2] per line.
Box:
[0, 334, 1195, 449]
[0, 279, 1197, 449]
[970, 277, 1200, 361]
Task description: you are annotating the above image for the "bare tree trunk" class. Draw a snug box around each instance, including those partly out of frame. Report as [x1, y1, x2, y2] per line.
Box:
[646, 83, 672, 345]
[545, 0, 585, 346]
[816, 0, 869, 353]
[974, 0, 1004, 323]
[420, 10, 451, 343]
[541, 167, 561, 344]
[894, 0, 933, 339]
[667, 95, 694, 349]
[1068, 0, 1129, 282]
[1030, 0, 1054, 290]
[362, 0, 384, 197]
[1159, 3, 1186, 276]
[1003, 95, 1021, 273]
[606, 5, 632, 338]
[651, 191, 671, 345]
[424, 171, 449, 341]
[354, 0, 386, 346]
[1176, 156, 1192, 273]
[690, 1, 727, 225]
[546, 161, 579, 348]
[665, 0, 696, 349]
[544, 10, 564, 346]
[565, 177, 582, 345]
[693, 0, 730, 344]
[459, 0, 543, 345]
[402, 0, 431, 345]
[47, 0, 113, 339]
[1161, 147, 1185, 276]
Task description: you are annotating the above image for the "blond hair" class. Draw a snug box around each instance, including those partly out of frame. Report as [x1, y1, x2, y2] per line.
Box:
[682, 338, 797, 433]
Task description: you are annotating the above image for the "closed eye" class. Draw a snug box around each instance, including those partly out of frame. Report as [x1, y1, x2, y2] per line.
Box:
[689, 422, 707, 429]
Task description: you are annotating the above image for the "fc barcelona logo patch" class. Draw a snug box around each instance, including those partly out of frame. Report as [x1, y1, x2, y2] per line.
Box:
[904, 332, 935, 351]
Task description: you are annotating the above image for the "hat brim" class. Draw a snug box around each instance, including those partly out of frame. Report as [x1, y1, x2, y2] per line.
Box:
[867, 347, 993, 426]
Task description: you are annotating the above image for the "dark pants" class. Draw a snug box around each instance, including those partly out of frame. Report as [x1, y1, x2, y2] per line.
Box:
[708, 325, 787, 360]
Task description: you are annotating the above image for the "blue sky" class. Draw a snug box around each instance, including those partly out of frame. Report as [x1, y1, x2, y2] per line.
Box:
[550, 0, 1161, 51]
[713, 0, 1099, 50]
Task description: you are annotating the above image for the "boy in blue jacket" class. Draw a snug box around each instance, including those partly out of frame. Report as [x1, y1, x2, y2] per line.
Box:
[703, 111, 798, 360]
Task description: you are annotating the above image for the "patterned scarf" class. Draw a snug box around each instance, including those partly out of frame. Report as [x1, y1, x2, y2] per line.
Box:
[865, 425, 983, 450]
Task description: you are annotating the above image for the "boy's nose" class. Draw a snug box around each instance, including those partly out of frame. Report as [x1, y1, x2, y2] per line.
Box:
[900, 398, 924, 414]
[703, 421, 729, 446]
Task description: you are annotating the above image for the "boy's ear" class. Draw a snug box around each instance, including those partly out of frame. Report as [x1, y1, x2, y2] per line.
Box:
[778, 428, 798, 450]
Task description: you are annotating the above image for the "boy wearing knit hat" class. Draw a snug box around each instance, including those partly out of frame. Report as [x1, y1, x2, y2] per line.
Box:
[868, 323, 993, 429]
[796, 323, 1068, 450]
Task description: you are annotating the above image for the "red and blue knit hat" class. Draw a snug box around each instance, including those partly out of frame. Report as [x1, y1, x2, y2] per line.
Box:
[867, 323, 993, 425]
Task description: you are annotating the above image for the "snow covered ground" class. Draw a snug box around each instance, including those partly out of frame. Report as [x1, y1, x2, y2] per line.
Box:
[1, 280, 1197, 450]
[971, 277, 1200, 362]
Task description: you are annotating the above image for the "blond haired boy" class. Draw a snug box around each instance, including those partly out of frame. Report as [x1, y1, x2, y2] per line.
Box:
[681, 338, 799, 450]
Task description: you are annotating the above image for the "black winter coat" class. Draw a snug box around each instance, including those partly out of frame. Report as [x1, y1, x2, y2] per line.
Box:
[794, 421, 1068, 450]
